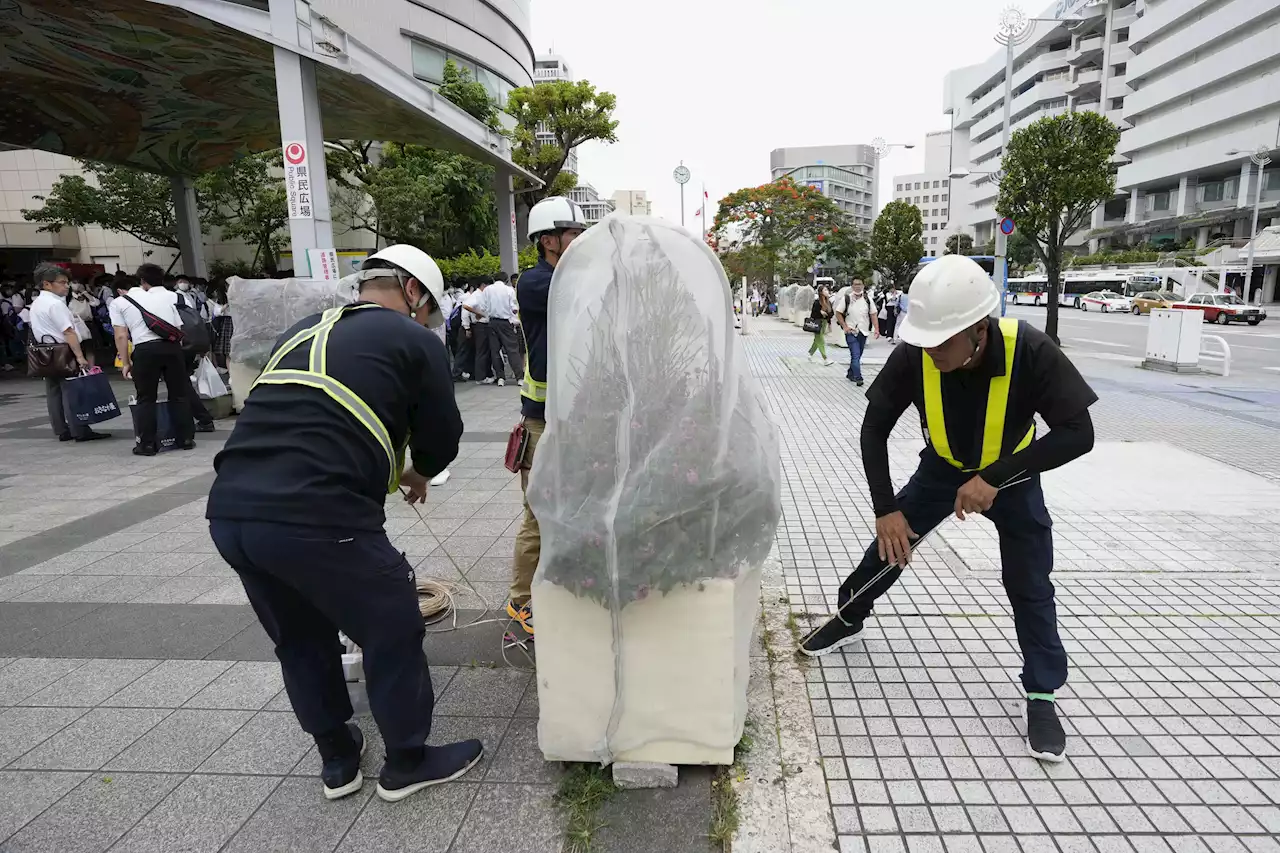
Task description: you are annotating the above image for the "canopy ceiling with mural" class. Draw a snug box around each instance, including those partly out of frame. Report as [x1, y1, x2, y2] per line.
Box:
[0, 0, 513, 175]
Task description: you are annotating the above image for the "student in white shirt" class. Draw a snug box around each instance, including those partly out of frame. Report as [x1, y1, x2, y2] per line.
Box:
[481, 271, 523, 386]
[834, 278, 880, 387]
[112, 264, 196, 455]
[451, 284, 484, 381]
[29, 263, 111, 442]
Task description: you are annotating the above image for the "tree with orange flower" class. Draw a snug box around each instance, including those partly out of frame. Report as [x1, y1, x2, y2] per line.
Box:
[710, 177, 846, 286]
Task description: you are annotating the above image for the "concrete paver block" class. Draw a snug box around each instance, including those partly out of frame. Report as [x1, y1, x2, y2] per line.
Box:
[612, 761, 678, 789]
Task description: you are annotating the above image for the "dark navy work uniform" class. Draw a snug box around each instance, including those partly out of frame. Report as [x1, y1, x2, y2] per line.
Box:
[846, 317, 1097, 696]
[207, 304, 461, 762]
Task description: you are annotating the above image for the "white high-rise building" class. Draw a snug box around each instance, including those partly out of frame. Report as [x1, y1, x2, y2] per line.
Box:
[941, 0, 1280, 302]
[892, 131, 954, 257]
[768, 145, 878, 231]
[568, 182, 615, 227]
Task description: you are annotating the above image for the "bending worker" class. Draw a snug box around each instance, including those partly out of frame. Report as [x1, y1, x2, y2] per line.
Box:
[801, 255, 1097, 763]
[206, 245, 481, 804]
[506, 196, 588, 636]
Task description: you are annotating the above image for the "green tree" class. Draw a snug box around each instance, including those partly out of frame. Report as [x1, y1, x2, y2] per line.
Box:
[823, 227, 874, 282]
[507, 80, 619, 210]
[711, 177, 845, 288]
[327, 60, 500, 255]
[870, 200, 924, 290]
[997, 111, 1121, 342]
[945, 233, 974, 255]
[199, 151, 288, 273]
[23, 161, 199, 250]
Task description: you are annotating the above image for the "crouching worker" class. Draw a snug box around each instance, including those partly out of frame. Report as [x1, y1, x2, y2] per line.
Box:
[206, 245, 481, 802]
[801, 255, 1098, 763]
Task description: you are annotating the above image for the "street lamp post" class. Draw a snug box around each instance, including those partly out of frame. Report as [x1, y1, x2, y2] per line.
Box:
[673, 163, 692, 228]
[1226, 145, 1273, 303]
[869, 137, 916, 285]
[993, 6, 1035, 318]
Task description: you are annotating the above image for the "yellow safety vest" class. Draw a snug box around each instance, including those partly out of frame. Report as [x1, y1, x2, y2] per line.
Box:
[517, 320, 547, 404]
[249, 304, 406, 494]
[921, 317, 1035, 472]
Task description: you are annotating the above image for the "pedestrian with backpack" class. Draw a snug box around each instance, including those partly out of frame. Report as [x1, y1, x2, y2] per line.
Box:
[835, 278, 880, 386]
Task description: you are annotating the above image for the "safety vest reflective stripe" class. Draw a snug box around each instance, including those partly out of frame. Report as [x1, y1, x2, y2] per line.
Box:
[249, 304, 404, 493]
[922, 317, 1035, 472]
[520, 364, 547, 403]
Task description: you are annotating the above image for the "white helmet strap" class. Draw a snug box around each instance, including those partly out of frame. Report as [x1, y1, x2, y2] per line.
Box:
[357, 266, 431, 311]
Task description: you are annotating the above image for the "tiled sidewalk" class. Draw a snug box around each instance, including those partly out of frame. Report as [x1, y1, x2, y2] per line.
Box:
[751, 316, 1280, 853]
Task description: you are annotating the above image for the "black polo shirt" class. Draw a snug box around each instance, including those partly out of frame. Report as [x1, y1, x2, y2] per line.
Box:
[863, 317, 1097, 513]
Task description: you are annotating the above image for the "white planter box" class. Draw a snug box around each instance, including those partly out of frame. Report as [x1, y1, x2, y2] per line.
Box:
[534, 567, 760, 766]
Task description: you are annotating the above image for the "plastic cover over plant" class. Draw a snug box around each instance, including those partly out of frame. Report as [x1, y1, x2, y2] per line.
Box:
[226, 276, 355, 373]
[527, 215, 782, 759]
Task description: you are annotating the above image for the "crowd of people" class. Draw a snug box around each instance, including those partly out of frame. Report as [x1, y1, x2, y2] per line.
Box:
[444, 271, 525, 386]
[1, 263, 234, 452]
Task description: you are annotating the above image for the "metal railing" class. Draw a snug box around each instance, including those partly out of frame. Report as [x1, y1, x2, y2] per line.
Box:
[1200, 334, 1231, 377]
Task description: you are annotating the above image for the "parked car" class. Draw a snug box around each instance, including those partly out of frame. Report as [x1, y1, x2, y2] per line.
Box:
[1171, 292, 1267, 325]
[1130, 291, 1178, 315]
[1080, 290, 1132, 312]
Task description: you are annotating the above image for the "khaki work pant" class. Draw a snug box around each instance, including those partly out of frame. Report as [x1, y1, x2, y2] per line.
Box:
[510, 416, 546, 605]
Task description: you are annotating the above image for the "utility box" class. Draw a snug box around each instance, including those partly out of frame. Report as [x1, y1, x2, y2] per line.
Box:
[1142, 308, 1202, 373]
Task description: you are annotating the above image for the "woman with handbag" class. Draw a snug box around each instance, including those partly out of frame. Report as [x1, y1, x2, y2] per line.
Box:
[805, 284, 835, 366]
[28, 263, 111, 443]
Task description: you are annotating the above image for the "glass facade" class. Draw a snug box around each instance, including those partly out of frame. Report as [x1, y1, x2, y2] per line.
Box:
[410, 39, 515, 107]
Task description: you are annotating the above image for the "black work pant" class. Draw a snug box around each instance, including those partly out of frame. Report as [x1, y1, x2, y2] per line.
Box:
[452, 332, 475, 379]
[837, 463, 1066, 695]
[488, 318, 523, 380]
[880, 311, 897, 340]
[183, 351, 213, 426]
[473, 323, 493, 380]
[209, 519, 434, 760]
[131, 340, 193, 449]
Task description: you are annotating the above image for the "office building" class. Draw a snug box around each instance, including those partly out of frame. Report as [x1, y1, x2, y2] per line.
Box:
[892, 131, 954, 257]
[941, 0, 1280, 301]
[0, 0, 534, 275]
[569, 183, 616, 227]
[768, 145, 878, 230]
[611, 190, 652, 216]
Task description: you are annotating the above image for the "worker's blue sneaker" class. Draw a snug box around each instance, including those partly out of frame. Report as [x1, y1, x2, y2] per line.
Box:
[318, 722, 366, 800]
[1027, 698, 1066, 763]
[376, 740, 484, 802]
[798, 614, 864, 657]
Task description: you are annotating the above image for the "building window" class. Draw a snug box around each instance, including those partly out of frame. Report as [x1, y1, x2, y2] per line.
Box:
[1149, 191, 1170, 212]
[942, 179, 949, 187]
[1115, 27, 1129, 43]
[1267, 172, 1280, 191]
[1112, 63, 1127, 77]
[896, 183, 903, 191]
[410, 38, 513, 105]
[411, 40, 447, 83]
[931, 236, 938, 244]
[1110, 97, 1125, 110]
[932, 194, 939, 202]
[1201, 181, 1225, 203]
[933, 180, 940, 188]
[914, 182, 921, 189]
[931, 223, 938, 230]
[942, 194, 948, 201]
[929, 250, 936, 257]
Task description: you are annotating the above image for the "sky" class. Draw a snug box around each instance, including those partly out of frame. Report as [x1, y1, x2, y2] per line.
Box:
[529, 0, 1022, 225]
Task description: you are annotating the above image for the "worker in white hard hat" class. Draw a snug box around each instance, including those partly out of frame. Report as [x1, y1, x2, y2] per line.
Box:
[206, 244, 483, 804]
[800, 254, 1099, 764]
[506, 196, 588, 636]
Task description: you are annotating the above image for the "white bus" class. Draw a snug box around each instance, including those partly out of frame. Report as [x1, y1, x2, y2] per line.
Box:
[1011, 271, 1172, 308]
[1009, 275, 1049, 305]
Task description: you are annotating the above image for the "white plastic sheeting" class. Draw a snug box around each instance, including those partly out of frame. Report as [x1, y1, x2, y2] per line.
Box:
[225, 276, 356, 408]
[527, 214, 782, 765]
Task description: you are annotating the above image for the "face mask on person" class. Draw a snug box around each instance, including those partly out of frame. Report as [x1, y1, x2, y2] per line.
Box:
[176, 281, 191, 292]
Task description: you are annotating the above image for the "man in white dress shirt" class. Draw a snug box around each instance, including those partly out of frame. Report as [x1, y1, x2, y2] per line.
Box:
[29, 263, 111, 443]
[482, 271, 523, 387]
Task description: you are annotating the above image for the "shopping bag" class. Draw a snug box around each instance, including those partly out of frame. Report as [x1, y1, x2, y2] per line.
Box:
[802, 317, 822, 333]
[65, 369, 122, 425]
[192, 356, 229, 399]
[129, 400, 181, 452]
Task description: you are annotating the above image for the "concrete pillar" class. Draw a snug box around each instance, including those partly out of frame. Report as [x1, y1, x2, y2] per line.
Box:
[1233, 217, 1248, 239]
[1262, 264, 1277, 304]
[270, 0, 334, 263]
[1127, 187, 1142, 224]
[1196, 226, 1210, 249]
[1238, 161, 1253, 208]
[494, 169, 518, 275]
[1176, 175, 1197, 217]
[169, 175, 207, 278]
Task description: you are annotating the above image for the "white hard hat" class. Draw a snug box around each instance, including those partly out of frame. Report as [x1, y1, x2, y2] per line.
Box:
[896, 255, 999, 348]
[361, 244, 446, 328]
[527, 196, 588, 241]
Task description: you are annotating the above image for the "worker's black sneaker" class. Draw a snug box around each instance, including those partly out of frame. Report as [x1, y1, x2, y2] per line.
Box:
[58, 432, 74, 442]
[1027, 698, 1066, 763]
[75, 431, 112, 442]
[195, 421, 216, 433]
[376, 740, 484, 802]
[505, 600, 534, 636]
[318, 722, 366, 800]
[133, 445, 158, 457]
[180, 439, 196, 451]
[798, 614, 864, 657]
